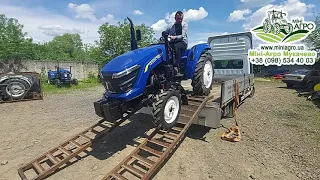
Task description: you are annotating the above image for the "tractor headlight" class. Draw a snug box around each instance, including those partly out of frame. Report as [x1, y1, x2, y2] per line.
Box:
[112, 65, 140, 79]
[103, 65, 141, 94]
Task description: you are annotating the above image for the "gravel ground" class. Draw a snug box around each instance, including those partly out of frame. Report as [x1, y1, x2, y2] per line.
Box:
[0, 80, 319, 180]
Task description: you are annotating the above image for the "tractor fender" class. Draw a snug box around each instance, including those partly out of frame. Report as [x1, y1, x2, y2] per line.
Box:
[185, 43, 211, 79]
[0, 74, 33, 86]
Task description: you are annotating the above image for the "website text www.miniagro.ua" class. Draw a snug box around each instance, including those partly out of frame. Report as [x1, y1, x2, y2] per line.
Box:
[259, 45, 305, 51]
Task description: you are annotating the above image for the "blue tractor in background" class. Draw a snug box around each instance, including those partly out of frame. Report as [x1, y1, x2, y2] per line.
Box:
[94, 17, 215, 129]
[48, 65, 78, 88]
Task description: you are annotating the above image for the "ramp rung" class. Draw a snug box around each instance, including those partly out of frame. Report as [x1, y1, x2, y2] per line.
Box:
[32, 161, 44, 174]
[171, 126, 183, 132]
[79, 134, 92, 141]
[148, 139, 170, 148]
[181, 106, 195, 112]
[70, 140, 82, 148]
[111, 173, 128, 180]
[58, 147, 71, 156]
[188, 97, 206, 102]
[140, 145, 162, 157]
[179, 113, 192, 119]
[132, 154, 155, 167]
[162, 132, 177, 140]
[46, 153, 59, 164]
[187, 101, 202, 107]
[121, 164, 145, 178]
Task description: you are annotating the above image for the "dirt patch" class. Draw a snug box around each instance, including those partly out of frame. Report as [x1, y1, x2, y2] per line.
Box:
[0, 81, 319, 180]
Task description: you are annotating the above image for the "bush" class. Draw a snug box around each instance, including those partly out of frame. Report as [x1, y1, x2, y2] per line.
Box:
[81, 71, 98, 83]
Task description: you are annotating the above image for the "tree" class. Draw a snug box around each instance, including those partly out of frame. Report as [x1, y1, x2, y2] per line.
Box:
[44, 33, 84, 61]
[0, 14, 35, 61]
[97, 18, 157, 66]
[304, 13, 320, 62]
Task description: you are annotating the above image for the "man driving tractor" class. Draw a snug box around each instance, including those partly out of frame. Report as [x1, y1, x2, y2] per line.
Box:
[164, 10, 188, 74]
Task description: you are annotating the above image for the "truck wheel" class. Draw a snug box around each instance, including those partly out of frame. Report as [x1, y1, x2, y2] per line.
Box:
[152, 89, 181, 130]
[1, 79, 30, 100]
[191, 52, 214, 96]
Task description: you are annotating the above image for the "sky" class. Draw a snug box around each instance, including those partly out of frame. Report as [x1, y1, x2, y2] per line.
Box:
[0, 0, 319, 48]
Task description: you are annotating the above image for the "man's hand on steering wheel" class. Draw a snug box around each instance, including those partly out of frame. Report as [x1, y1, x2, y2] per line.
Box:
[168, 35, 177, 40]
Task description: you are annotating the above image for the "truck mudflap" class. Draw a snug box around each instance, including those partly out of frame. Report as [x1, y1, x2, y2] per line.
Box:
[93, 99, 123, 122]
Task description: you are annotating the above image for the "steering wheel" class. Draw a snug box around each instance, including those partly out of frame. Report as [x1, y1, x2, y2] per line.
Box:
[159, 36, 172, 42]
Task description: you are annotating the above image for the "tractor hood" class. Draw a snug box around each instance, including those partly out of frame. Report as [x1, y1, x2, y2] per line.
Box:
[101, 44, 164, 74]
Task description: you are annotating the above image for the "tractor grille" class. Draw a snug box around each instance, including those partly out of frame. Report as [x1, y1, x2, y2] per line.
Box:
[102, 68, 140, 94]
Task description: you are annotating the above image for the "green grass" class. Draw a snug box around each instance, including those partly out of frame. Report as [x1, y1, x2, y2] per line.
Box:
[41, 78, 101, 94]
[254, 77, 284, 83]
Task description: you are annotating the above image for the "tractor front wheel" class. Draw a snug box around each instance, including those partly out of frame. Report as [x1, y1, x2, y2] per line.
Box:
[285, 23, 293, 34]
[191, 52, 214, 96]
[273, 23, 281, 35]
[151, 89, 181, 130]
[72, 79, 78, 85]
[55, 79, 62, 88]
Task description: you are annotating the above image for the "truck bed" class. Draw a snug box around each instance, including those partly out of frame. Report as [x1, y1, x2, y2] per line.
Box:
[181, 73, 254, 108]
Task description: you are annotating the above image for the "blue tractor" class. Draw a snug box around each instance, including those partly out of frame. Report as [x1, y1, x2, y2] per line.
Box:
[94, 17, 215, 129]
[47, 66, 78, 88]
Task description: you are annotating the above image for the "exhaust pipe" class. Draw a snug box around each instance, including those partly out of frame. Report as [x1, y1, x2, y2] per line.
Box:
[127, 17, 138, 50]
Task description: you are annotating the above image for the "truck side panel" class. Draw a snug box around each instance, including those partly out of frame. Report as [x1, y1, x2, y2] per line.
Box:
[220, 74, 254, 107]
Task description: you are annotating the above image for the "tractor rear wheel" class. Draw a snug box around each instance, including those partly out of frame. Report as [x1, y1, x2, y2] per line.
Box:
[263, 19, 272, 33]
[151, 89, 181, 130]
[273, 23, 281, 35]
[191, 52, 214, 96]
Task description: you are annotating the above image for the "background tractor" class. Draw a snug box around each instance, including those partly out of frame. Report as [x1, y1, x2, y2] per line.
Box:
[94, 17, 215, 130]
[263, 10, 293, 35]
[48, 64, 78, 88]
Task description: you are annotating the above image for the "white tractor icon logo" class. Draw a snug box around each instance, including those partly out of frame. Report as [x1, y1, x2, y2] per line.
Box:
[263, 10, 293, 35]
